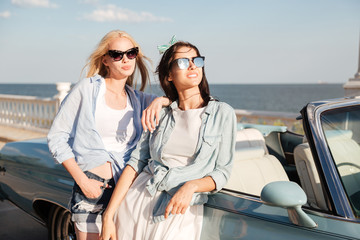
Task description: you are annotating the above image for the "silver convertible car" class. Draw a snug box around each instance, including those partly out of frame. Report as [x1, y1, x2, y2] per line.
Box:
[0, 97, 359, 240]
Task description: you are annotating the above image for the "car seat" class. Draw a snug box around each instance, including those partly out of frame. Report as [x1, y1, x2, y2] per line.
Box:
[225, 128, 289, 196]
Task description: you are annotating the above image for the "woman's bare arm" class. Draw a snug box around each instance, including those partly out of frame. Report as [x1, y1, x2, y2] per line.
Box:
[100, 165, 138, 240]
[164, 176, 216, 218]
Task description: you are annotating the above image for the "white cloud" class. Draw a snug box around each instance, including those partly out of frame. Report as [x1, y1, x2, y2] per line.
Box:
[11, 0, 58, 8]
[82, 5, 172, 23]
[0, 11, 11, 18]
[79, 0, 103, 4]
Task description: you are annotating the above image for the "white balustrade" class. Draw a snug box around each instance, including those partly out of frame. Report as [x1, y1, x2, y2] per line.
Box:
[0, 94, 58, 132]
[0, 82, 71, 132]
[0, 82, 303, 134]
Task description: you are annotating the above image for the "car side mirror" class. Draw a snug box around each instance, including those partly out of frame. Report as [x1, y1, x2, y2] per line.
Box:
[261, 181, 317, 228]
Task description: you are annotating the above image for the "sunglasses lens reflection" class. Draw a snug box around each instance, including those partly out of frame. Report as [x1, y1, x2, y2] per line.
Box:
[193, 57, 204, 68]
[108, 47, 138, 61]
[126, 49, 138, 59]
[175, 57, 204, 69]
[112, 53, 123, 61]
[177, 59, 189, 69]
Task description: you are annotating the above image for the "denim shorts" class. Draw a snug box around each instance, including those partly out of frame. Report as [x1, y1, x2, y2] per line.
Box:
[69, 171, 115, 231]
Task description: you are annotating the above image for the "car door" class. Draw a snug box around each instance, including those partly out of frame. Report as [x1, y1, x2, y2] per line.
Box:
[0, 140, 72, 217]
[201, 98, 360, 239]
[300, 98, 360, 222]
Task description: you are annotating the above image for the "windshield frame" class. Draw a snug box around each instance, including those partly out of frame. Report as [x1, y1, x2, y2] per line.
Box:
[320, 105, 360, 218]
[302, 98, 360, 219]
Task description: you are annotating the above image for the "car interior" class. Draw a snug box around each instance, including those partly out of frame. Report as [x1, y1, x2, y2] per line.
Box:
[222, 126, 330, 212]
[223, 105, 360, 219]
[224, 128, 289, 196]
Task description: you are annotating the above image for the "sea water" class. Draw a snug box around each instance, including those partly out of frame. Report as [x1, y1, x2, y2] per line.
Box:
[0, 83, 344, 113]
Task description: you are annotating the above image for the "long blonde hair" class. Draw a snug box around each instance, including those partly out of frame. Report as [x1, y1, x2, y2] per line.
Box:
[85, 30, 151, 91]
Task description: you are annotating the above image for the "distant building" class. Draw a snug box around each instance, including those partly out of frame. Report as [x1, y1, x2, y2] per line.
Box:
[344, 37, 360, 96]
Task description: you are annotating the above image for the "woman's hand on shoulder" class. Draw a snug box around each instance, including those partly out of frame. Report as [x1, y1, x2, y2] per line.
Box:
[142, 96, 171, 132]
[164, 182, 197, 218]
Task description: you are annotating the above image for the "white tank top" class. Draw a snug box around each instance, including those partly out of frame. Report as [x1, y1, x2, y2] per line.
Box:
[95, 81, 136, 153]
[162, 107, 205, 168]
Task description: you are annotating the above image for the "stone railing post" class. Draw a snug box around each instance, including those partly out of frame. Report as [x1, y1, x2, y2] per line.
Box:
[54, 82, 71, 104]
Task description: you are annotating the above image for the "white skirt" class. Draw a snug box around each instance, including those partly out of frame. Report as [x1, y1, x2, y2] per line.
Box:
[114, 171, 203, 240]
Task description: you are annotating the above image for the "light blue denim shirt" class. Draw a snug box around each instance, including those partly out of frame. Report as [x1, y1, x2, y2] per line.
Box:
[47, 75, 156, 181]
[127, 99, 237, 222]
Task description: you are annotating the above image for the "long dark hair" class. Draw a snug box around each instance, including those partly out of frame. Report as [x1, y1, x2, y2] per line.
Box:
[156, 41, 211, 105]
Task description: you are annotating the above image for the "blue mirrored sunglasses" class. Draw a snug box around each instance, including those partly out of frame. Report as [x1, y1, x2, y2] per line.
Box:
[171, 56, 205, 70]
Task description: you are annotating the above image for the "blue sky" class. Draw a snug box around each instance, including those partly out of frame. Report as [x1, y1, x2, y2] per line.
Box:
[0, 0, 359, 84]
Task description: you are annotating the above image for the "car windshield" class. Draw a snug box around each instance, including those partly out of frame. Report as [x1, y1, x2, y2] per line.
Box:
[321, 105, 360, 218]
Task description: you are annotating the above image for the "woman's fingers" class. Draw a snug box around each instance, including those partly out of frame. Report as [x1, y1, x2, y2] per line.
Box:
[100, 221, 117, 240]
[165, 200, 178, 218]
[165, 203, 172, 218]
[175, 206, 182, 215]
[142, 96, 166, 132]
[165, 200, 189, 218]
[142, 109, 155, 132]
[147, 109, 154, 131]
[154, 109, 160, 127]
[148, 109, 156, 130]
[181, 208, 186, 214]
[82, 179, 104, 198]
[171, 203, 178, 215]
[144, 109, 152, 132]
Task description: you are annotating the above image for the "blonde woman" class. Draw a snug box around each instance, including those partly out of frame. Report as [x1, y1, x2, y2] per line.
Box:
[47, 30, 169, 240]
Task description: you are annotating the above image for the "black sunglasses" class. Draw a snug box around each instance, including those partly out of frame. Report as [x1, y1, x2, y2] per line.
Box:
[170, 56, 205, 70]
[106, 47, 139, 61]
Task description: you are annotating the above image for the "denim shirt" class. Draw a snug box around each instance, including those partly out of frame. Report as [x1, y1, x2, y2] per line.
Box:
[47, 75, 156, 182]
[127, 99, 236, 222]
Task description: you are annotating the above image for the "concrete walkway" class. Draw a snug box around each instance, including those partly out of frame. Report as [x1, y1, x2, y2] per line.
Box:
[0, 125, 47, 149]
